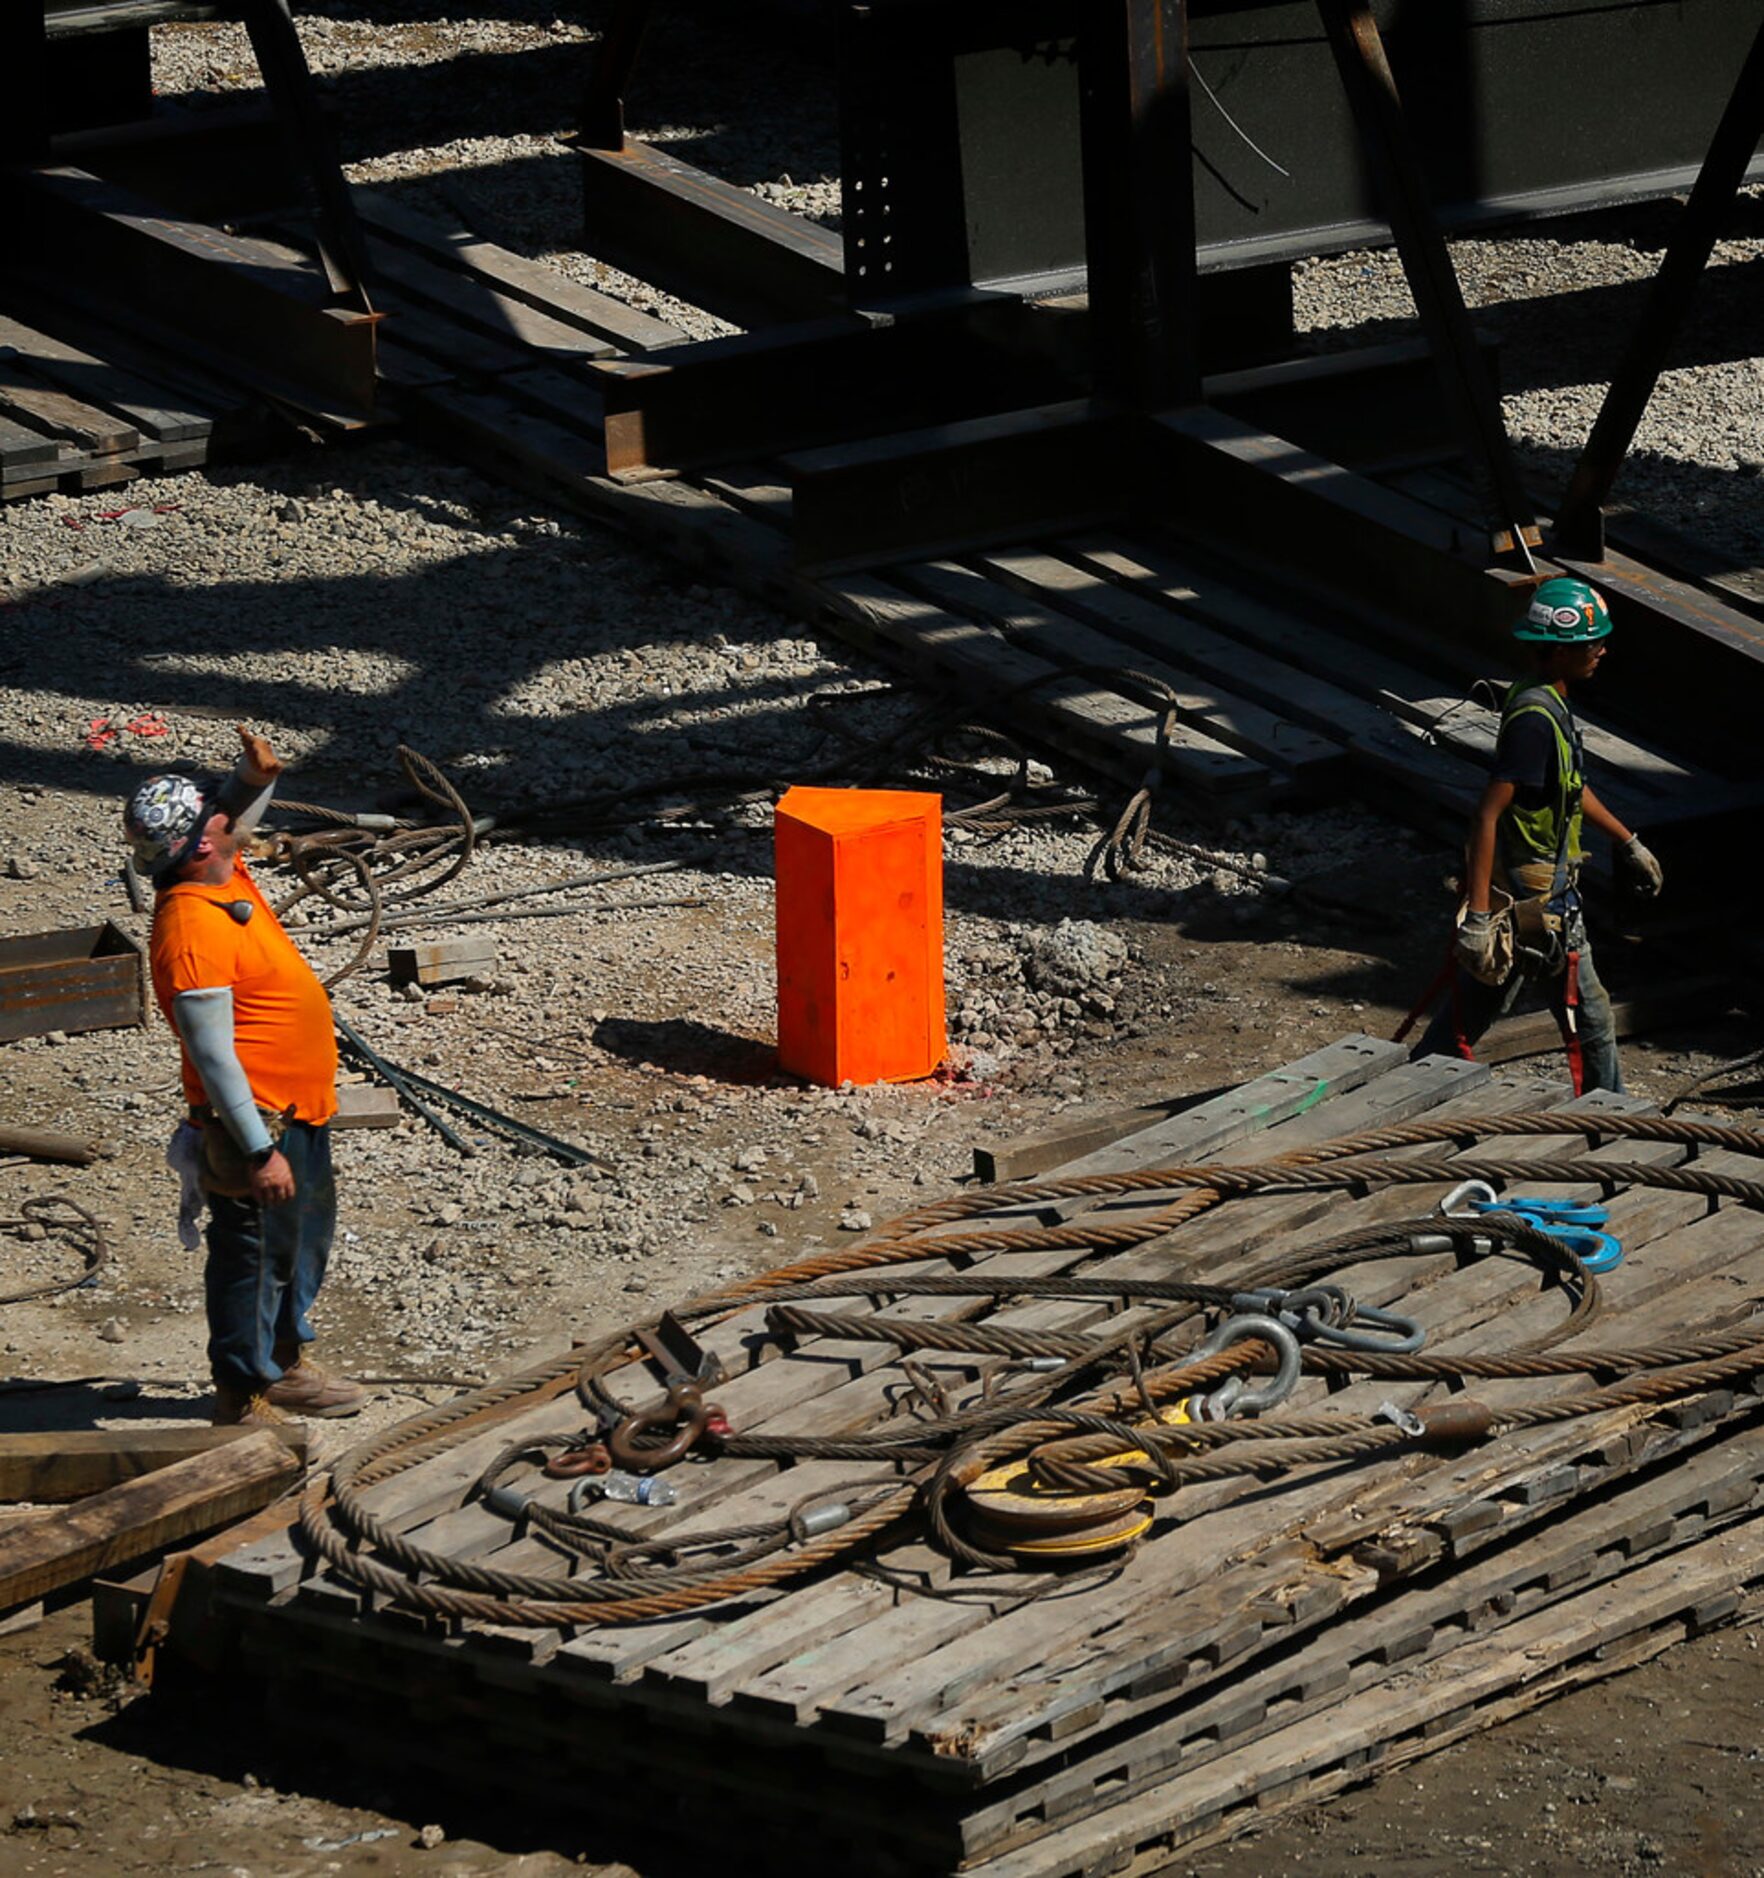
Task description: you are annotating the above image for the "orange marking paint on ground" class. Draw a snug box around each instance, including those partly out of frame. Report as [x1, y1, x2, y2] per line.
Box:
[774, 787, 945, 1087]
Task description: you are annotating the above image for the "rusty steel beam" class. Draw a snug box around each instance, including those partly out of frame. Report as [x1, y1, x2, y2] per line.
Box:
[786, 400, 1147, 575]
[238, 0, 374, 312]
[579, 138, 845, 329]
[596, 305, 1078, 480]
[1150, 404, 1520, 648]
[578, 0, 657, 152]
[18, 167, 380, 420]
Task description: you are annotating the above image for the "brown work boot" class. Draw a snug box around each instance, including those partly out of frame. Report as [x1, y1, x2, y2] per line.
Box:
[266, 1347, 366, 1419]
[211, 1383, 294, 1428]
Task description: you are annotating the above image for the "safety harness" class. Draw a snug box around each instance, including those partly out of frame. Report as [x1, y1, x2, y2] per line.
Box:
[1396, 683, 1591, 1092]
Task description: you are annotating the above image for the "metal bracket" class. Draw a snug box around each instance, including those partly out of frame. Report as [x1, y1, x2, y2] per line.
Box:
[635, 1310, 723, 1390]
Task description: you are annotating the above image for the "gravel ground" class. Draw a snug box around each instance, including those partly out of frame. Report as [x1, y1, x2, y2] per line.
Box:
[3, 6, 1763, 1876]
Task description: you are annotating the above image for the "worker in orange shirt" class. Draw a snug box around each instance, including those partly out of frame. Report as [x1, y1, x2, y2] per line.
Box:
[125, 727, 366, 1427]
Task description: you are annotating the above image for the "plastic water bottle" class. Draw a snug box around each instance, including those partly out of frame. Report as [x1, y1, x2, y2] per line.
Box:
[596, 1470, 678, 1507]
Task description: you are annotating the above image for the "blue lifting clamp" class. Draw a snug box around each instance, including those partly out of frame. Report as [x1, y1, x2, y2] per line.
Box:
[1471, 1194, 1624, 1274]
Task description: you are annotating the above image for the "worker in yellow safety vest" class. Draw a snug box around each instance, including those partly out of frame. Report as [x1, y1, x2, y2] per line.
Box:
[1405, 577, 1662, 1093]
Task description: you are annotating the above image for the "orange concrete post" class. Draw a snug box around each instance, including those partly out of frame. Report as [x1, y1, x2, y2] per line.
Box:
[774, 787, 945, 1087]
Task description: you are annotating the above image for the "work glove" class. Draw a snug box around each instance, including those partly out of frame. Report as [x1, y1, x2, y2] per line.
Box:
[234, 723, 282, 787]
[1453, 909, 1504, 984]
[1617, 834, 1663, 898]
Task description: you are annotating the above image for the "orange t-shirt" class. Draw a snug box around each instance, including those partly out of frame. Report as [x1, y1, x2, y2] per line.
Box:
[150, 857, 338, 1125]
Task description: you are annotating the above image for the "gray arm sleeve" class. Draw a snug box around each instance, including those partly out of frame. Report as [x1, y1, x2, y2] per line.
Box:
[213, 767, 276, 838]
[171, 987, 274, 1155]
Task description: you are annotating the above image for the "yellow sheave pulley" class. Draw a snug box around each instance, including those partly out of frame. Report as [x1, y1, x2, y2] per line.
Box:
[962, 1402, 1196, 1561]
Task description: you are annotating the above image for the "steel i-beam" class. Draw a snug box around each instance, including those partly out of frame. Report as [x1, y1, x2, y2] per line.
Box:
[1079, 0, 1202, 408]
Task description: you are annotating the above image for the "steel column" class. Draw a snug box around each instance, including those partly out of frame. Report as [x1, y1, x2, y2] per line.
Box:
[579, 0, 657, 153]
[238, 0, 373, 311]
[1313, 0, 1537, 569]
[1079, 0, 1201, 407]
[1552, 14, 1764, 561]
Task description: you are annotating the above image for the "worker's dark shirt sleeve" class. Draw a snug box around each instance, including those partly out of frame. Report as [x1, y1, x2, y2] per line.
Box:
[1492, 710, 1556, 806]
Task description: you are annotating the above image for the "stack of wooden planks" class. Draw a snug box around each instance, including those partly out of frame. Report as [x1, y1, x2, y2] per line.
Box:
[0, 303, 273, 500]
[161, 1036, 1764, 1875]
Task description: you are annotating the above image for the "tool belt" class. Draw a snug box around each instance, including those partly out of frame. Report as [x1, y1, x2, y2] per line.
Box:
[190, 1102, 296, 1197]
[1493, 855, 1583, 979]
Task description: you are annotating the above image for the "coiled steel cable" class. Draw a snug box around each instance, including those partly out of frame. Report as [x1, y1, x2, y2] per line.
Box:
[267, 746, 478, 987]
[300, 1110, 1764, 1623]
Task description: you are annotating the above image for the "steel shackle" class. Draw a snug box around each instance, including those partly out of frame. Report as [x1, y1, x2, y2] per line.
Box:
[1196, 1313, 1302, 1417]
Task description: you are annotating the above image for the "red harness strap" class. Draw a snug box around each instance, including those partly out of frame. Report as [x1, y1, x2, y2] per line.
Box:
[1553, 948, 1586, 1096]
[1393, 947, 1477, 1060]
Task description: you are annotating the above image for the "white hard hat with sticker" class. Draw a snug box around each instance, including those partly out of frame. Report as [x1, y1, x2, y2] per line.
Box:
[123, 773, 210, 876]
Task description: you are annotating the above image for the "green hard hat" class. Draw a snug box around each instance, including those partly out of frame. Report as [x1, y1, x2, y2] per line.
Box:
[1514, 577, 1612, 644]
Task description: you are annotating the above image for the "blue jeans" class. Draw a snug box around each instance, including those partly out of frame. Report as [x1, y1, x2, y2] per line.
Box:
[1413, 906, 1623, 1094]
[204, 1121, 337, 1390]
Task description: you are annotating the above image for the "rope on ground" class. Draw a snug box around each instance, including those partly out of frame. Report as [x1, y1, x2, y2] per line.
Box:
[265, 745, 479, 986]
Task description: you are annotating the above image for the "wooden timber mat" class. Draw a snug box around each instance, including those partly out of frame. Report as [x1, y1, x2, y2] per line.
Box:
[166, 1034, 1764, 1873]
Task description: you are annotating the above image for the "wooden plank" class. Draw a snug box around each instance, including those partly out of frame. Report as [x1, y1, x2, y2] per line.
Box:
[819, 573, 1278, 803]
[637, 1574, 897, 1705]
[892, 557, 1345, 788]
[333, 1083, 402, 1129]
[974, 1093, 1225, 1185]
[351, 187, 687, 353]
[0, 375, 139, 455]
[0, 310, 212, 443]
[1057, 1033, 1409, 1180]
[964, 1515, 1764, 1878]
[989, 541, 1482, 808]
[0, 408, 67, 467]
[386, 937, 496, 986]
[956, 1421, 1764, 1860]
[0, 1426, 305, 1504]
[372, 293, 535, 380]
[729, 1594, 989, 1725]
[360, 233, 615, 364]
[0, 1431, 299, 1611]
[974, 1035, 1413, 1186]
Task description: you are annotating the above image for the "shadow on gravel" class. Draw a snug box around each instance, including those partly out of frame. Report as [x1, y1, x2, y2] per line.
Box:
[163, 0, 839, 182]
[1310, 250, 1764, 407]
[0, 1382, 211, 1434]
[592, 1014, 779, 1083]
